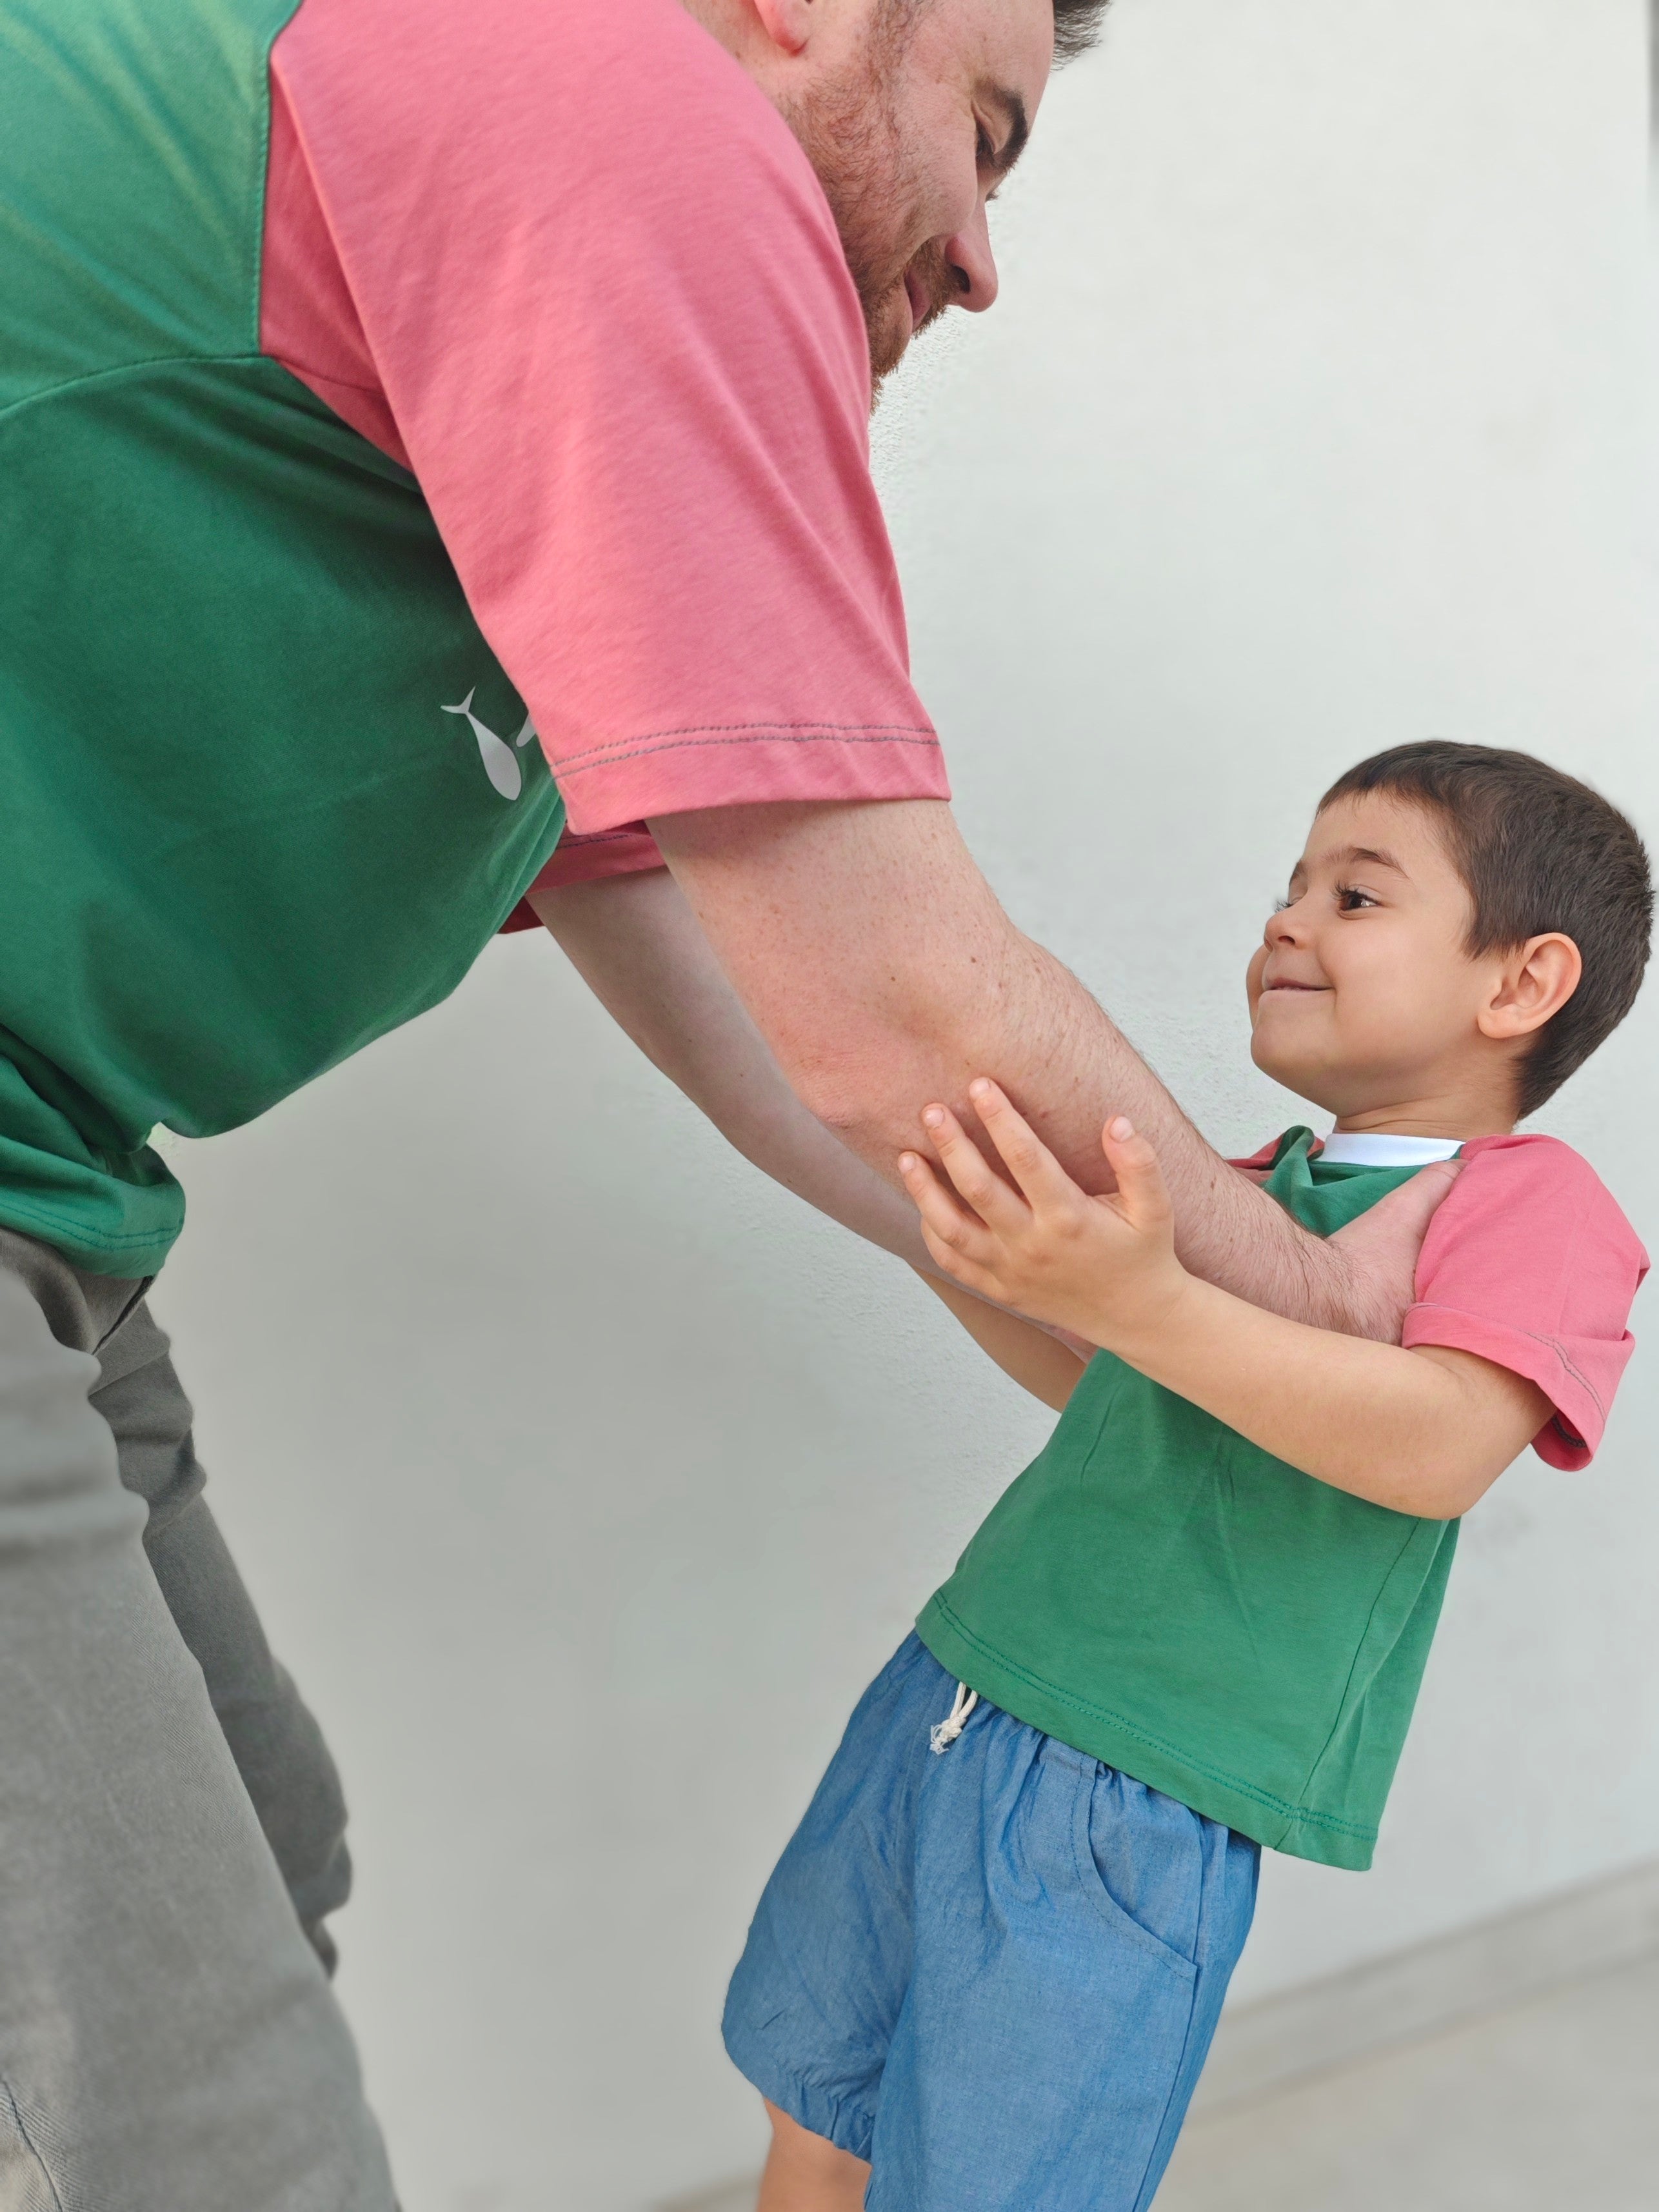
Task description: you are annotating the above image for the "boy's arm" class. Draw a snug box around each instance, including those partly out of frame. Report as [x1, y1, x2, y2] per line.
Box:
[903, 1086, 1549, 1520]
[1098, 1290, 1545, 1517]
[918, 1273, 1089, 1411]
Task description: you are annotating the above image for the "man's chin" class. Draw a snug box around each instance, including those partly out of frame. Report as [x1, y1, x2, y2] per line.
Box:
[868, 290, 948, 395]
[866, 293, 913, 389]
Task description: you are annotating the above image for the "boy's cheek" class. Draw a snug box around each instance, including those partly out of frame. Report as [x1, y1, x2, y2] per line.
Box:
[1250, 1017, 1307, 1090]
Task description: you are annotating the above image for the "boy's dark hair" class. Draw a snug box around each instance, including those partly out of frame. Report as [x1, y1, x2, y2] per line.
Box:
[1320, 741, 1651, 1118]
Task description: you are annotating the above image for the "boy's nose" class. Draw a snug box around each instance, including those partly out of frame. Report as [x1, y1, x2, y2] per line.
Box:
[1266, 905, 1296, 944]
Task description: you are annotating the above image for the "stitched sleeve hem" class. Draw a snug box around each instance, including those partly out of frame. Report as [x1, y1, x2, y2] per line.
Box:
[548, 725, 949, 833]
[1401, 1303, 1614, 1469]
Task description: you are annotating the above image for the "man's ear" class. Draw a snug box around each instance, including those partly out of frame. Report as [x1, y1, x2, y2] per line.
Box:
[1478, 933, 1582, 1041]
[753, 0, 817, 56]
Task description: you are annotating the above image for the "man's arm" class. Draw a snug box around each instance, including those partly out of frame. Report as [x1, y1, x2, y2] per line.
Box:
[536, 871, 1106, 1382]
[650, 799, 1455, 1341]
[917, 1275, 1089, 1411]
[529, 870, 931, 1267]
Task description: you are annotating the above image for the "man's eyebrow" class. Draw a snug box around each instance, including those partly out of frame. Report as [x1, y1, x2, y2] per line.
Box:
[977, 81, 1030, 176]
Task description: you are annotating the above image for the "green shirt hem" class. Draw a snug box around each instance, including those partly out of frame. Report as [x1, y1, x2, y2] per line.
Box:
[0, 1188, 179, 1279]
[915, 1593, 1377, 1872]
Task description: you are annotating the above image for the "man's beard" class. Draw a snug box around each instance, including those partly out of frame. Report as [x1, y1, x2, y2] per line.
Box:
[777, 10, 955, 393]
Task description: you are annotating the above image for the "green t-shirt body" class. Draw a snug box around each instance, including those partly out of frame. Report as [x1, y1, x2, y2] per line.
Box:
[917, 1133, 1457, 1869]
[0, 0, 565, 1273]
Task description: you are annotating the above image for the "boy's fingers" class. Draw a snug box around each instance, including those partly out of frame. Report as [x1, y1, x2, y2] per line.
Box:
[919, 1104, 1028, 1233]
[1098, 1116, 1173, 1230]
[900, 1150, 1000, 1266]
[919, 1222, 998, 1298]
[967, 1079, 1078, 1211]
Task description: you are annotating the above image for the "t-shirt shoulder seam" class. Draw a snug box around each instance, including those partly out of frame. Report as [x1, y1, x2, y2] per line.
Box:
[0, 352, 266, 433]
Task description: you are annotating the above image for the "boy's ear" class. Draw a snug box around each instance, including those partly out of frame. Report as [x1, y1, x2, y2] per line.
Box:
[1478, 933, 1582, 1041]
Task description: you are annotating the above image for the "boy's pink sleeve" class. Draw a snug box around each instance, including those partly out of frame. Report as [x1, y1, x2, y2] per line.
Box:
[264, 0, 945, 836]
[1401, 1135, 1649, 1468]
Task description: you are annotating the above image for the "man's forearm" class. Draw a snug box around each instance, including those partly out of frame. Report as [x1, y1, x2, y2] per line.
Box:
[650, 801, 1376, 1333]
[530, 870, 931, 1267]
[919, 1271, 1088, 1412]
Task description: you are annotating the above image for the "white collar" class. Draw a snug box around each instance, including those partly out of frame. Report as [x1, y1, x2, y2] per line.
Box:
[1318, 1131, 1465, 1166]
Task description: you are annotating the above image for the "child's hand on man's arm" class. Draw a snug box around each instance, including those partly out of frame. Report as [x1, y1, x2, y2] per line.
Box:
[901, 1081, 1189, 1345]
[900, 1082, 1551, 1521]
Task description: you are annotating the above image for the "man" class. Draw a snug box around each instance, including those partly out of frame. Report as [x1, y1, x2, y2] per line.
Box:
[0, 0, 1447, 2200]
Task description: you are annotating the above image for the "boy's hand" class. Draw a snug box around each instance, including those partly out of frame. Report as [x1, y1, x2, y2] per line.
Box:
[899, 1079, 1191, 1350]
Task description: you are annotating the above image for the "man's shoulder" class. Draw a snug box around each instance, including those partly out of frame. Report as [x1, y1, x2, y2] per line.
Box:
[278, 0, 831, 227]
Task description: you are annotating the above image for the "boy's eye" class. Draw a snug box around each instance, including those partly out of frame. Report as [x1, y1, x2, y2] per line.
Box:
[1335, 884, 1379, 912]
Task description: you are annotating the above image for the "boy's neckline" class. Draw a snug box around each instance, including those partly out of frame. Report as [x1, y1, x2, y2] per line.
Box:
[1318, 1131, 1465, 1166]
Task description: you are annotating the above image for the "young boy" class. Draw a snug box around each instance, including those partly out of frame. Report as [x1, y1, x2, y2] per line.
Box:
[722, 741, 1651, 2212]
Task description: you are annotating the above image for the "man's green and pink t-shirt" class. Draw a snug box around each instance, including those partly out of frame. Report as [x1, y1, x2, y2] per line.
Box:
[0, 0, 946, 1275]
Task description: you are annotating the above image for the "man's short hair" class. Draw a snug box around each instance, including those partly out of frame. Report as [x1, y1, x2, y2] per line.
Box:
[888, 1, 1110, 66]
[1053, 0, 1111, 63]
[1320, 741, 1653, 1118]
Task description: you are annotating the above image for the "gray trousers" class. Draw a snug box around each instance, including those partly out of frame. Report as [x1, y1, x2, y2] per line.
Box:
[0, 1231, 395, 2209]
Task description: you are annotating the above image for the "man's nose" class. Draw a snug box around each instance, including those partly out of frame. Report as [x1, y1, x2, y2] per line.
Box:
[943, 201, 998, 314]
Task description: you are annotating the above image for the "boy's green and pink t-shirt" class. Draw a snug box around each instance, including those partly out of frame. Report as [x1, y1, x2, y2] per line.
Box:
[919, 1130, 1647, 1869]
[0, 0, 946, 1273]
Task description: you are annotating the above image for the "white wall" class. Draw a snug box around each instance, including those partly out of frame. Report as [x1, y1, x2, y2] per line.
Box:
[153, 5, 1656, 2207]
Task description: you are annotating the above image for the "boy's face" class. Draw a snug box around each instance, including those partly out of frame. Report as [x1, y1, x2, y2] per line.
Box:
[1247, 793, 1503, 1123]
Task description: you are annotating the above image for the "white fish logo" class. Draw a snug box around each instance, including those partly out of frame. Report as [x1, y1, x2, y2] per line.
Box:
[442, 687, 537, 801]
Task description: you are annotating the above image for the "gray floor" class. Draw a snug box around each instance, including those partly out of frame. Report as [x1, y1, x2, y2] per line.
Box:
[667, 1953, 1659, 2212]
[1155, 1953, 1659, 2212]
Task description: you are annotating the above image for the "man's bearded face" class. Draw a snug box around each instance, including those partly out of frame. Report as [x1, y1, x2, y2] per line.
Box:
[779, 11, 952, 386]
[777, 0, 1053, 392]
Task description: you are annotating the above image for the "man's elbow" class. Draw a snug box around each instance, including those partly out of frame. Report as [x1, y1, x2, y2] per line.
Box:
[781, 1048, 926, 1172]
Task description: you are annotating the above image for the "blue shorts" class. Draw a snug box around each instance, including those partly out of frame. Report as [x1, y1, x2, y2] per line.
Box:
[723, 1635, 1258, 2212]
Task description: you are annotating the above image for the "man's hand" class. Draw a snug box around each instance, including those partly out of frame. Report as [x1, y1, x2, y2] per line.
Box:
[1326, 1163, 1463, 1342]
[899, 1080, 1191, 1348]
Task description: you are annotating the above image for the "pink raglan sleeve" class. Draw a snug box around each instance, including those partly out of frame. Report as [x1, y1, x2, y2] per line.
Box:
[264, 0, 945, 885]
[1400, 1135, 1648, 1469]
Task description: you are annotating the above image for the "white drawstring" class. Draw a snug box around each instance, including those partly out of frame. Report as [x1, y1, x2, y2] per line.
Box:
[929, 1680, 979, 1755]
